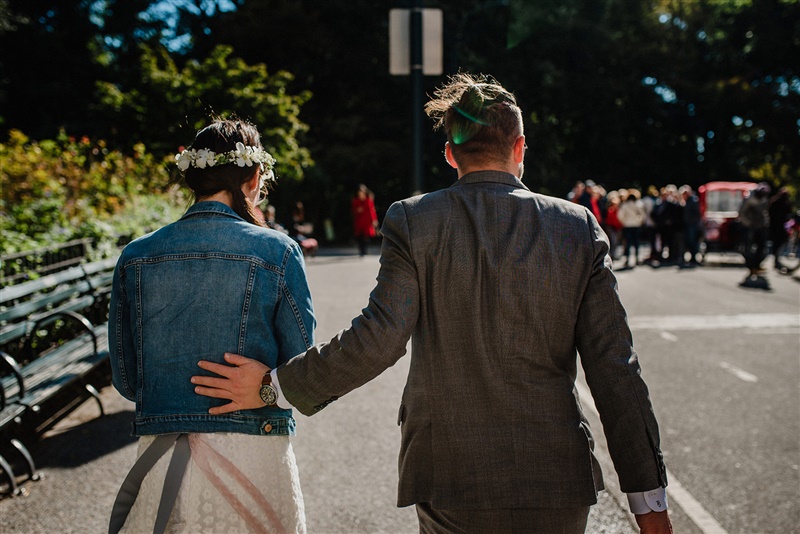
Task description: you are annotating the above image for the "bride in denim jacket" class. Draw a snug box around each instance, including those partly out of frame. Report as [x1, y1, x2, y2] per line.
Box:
[108, 119, 315, 534]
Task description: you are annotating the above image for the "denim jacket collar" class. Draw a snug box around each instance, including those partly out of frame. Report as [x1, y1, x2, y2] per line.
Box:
[180, 201, 245, 222]
[452, 170, 530, 191]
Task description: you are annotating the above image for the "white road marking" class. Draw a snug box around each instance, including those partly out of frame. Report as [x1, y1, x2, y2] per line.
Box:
[661, 470, 730, 534]
[744, 328, 800, 335]
[719, 361, 758, 383]
[576, 380, 730, 534]
[629, 313, 799, 331]
[659, 331, 678, 342]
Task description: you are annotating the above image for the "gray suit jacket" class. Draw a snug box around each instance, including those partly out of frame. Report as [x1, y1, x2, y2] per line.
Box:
[278, 171, 667, 509]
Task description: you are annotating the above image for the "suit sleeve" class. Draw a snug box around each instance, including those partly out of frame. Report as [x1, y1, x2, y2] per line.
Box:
[575, 210, 668, 493]
[276, 201, 420, 416]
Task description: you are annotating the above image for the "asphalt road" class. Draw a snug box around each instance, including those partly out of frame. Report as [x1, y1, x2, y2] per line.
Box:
[1, 249, 797, 533]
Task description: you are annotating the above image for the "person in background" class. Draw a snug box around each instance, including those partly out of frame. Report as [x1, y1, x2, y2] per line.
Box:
[108, 119, 315, 533]
[287, 201, 319, 258]
[192, 73, 672, 534]
[618, 188, 647, 268]
[578, 180, 604, 225]
[768, 187, 793, 272]
[351, 183, 379, 257]
[263, 204, 289, 234]
[739, 183, 771, 279]
[680, 185, 702, 267]
[642, 185, 660, 264]
[604, 190, 623, 261]
[568, 180, 585, 202]
[657, 185, 682, 264]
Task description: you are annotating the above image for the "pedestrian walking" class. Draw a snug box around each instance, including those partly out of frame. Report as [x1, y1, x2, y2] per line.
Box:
[604, 190, 624, 260]
[642, 185, 660, 263]
[739, 182, 771, 281]
[108, 119, 315, 533]
[769, 187, 793, 272]
[351, 184, 379, 256]
[680, 185, 702, 266]
[618, 188, 647, 267]
[192, 74, 672, 534]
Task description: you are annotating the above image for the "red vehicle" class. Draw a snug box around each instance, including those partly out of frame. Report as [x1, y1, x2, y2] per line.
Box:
[698, 181, 758, 256]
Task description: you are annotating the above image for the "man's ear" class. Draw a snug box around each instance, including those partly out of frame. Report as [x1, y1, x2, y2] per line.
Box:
[513, 136, 526, 164]
[444, 142, 458, 169]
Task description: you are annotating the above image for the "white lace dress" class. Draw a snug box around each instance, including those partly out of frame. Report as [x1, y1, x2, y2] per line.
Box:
[120, 433, 306, 534]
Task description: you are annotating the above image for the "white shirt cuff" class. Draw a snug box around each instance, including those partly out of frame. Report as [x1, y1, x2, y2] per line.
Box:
[270, 368, 291, 409]
[627, 487, 668, 514]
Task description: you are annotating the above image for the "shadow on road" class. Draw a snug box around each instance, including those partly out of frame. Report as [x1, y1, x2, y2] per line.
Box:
[34, 410, 136, 468]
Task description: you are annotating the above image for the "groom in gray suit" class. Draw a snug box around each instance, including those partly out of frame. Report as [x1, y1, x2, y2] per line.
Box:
[193, 73, 673, 533]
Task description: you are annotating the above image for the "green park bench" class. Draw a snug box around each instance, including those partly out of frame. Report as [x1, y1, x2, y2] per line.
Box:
[0, 257, 117, 497]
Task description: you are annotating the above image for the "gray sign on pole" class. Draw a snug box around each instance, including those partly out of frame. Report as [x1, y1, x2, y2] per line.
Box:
[389, 8, 443, 75]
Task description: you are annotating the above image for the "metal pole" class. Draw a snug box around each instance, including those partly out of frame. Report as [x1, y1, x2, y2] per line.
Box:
[410, 1, 424, 195]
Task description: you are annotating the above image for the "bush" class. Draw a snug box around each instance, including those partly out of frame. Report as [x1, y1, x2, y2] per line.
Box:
[0, 129, 186, 259]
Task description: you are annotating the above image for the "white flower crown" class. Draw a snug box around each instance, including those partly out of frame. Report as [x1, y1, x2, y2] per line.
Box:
[175, 142, 276, 180]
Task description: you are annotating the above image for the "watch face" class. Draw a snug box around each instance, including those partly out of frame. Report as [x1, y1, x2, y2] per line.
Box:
[259, 384, 278, 405]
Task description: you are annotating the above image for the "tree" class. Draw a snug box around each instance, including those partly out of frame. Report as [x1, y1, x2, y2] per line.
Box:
[0, 0, 101, 139]
[649, 0, 800, 189]
[1, 0, 796, 239]
[93, 43, 312, 182]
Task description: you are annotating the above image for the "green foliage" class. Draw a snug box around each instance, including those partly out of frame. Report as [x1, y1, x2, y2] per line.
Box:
[93, 44, 313, 183]
[1, 0, 797, 247]
[0, 129, 185, 257]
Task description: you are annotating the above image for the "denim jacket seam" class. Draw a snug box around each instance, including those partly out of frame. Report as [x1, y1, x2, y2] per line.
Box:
[137, 414, 293, 422]
[134, 263, 144, 414]
[115, 266, 135, 399]
[122, 253, 282, 274]
[238, 262, 257, 354]
[133, 414, 296, 435]
[279, 246, 312, 347]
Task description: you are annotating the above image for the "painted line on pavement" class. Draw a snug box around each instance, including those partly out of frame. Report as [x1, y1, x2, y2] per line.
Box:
[629, 313, 799, 331]
[576, 380, 730, 534]
[744, 328, 800, 335]
[719, 361, 758, 383]
[659, 331, 679, 342]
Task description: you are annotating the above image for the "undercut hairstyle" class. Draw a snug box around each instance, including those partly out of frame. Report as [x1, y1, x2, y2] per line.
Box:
[425, 73, 523, 166]
[183, 119, 265, 226]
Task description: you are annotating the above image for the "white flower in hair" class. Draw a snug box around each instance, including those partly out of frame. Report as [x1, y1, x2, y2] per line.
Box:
[174, 143, 277, 181]
[176, 149, 194, 171]
[195, 148, 215, 169]
[234, 142, 255, 167]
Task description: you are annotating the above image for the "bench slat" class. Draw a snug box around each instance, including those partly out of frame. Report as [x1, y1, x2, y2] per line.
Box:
[0, 257, 118, 305]
[0, 281, 92, 323]
[0, 266, 88, 304]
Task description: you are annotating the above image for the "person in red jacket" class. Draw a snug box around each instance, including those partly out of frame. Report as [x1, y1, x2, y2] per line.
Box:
[351, 184, 378, 256]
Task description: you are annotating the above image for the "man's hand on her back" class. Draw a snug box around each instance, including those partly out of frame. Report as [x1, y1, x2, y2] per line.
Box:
[192, 352, 269, 414]
[635, 510, 673, 534]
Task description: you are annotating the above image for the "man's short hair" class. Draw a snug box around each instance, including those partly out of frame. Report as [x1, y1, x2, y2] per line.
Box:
[425, 73, 523, 166]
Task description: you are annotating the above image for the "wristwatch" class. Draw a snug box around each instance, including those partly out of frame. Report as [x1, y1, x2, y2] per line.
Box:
[259, 372, 278, 406]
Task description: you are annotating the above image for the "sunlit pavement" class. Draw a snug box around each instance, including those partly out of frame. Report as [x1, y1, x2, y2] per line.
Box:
[1, 248, 797, 533]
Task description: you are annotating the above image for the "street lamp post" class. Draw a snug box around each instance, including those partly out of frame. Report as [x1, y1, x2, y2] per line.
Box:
[389, 5, 442, 195]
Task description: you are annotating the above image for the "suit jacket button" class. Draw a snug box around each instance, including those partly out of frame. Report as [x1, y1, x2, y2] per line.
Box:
[263, 423, 273, 433]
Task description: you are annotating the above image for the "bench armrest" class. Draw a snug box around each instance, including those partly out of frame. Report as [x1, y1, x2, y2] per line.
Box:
[23, 310, 99, 362]
[0, 350, 25, 408]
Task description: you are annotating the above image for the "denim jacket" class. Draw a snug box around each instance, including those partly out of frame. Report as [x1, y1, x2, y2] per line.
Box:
[109, 201, 316, 437]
